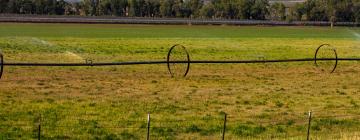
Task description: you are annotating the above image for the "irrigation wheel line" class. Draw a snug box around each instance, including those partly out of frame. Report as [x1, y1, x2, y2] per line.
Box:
[0, 44, 360, 80]
[314, 44, 338, 73]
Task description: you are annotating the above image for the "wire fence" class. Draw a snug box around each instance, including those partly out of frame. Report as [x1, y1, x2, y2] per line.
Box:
[1, 110, 360, 139]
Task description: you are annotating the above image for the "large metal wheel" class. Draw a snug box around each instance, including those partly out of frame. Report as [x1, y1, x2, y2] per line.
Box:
[314, 44, 338, 73]
[167, 44, 191, 77]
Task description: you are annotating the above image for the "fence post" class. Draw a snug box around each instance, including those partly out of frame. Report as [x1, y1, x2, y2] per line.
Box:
[307, 111, 312, 140]
[38, 114, 41, 140]
[222, 113, 227, 140]
[147, 113, 150, 140]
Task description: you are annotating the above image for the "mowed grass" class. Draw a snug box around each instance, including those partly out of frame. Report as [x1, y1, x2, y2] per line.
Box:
[0, 23, 359, 38]
[0, 23, 360, 139]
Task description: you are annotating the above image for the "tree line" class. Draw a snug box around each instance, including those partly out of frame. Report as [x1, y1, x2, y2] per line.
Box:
[0, 0, 359, 22]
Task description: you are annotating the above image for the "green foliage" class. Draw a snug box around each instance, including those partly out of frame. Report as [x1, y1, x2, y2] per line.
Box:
[270, 2, 286, 21]
[152, 127, 175, 139]
[288, 0, 359, 22]
[199, 2, 215, 18]
[199, 125, 222, 136]
[185, 124, 201, 133]
[159, 0, 172, 17]
[98, 0, 128, 16]
[275, 100, 284, 108]
[118, 131, 138, 140]
[250, 0, 269, 20]
[232, 124, 266, 137]
[276, 125, 286, 133]
[1, 0, 359, 22]
[313, 118, 360, 129]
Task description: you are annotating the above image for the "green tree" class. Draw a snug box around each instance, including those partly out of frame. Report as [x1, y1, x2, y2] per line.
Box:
[109, 0, 127, 16]
[44, 0, 57, 15]
[34, 0, 45, 14]
[327, 0, 355, 22]
[181, 0, 192, 18]
[0, 0, 359, 22]
[237, 0, 253, 19]
[144, 0, 160, 17]
[6, 0, 18, 13]
[98, 0, 111, 15]
[270, 2, 286, 21]
[128, 0, 145, 17]
[54, 0, 67, 15]
[199, 2, 215, 18]
[19, 0, 35, 14]
[290, 3, 306, 21]
[212, 0, 225, 19]
[353, 0, 360, 23]
[172, 0, 183, 17]
[0, 0, 9, 13]
[251, 0, 269, 20]
[188, 0, 202, 18]
[159, 0, 172, 17]
[81, 0, 99, 16]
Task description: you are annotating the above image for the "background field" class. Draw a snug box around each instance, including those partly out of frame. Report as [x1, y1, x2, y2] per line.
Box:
[0, 23, 360, 139]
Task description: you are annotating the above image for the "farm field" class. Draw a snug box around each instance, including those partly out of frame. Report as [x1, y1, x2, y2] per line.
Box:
[0, 23, 360, 139]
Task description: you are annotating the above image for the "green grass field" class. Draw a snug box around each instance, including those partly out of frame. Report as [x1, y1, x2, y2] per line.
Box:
[0, 23, 360, 139]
